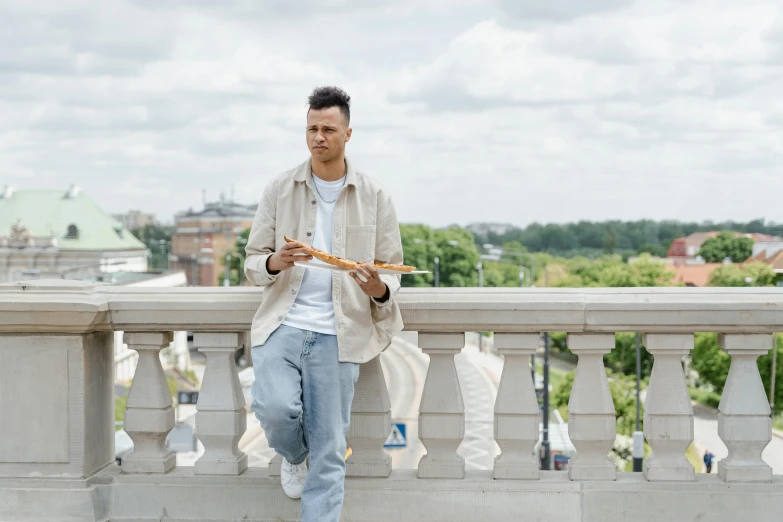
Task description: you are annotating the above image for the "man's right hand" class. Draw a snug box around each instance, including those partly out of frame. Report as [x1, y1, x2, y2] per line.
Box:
[267, 241, 313, 273]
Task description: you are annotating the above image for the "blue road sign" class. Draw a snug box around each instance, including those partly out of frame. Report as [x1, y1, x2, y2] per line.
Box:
[383, 422, 407, 448]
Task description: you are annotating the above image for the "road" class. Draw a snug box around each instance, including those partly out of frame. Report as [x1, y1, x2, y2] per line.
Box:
[384, 332, 502, 470]
[692, 403, 783, 475]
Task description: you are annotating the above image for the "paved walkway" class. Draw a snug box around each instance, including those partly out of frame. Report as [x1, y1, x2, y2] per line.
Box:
[692, 403, 783, 475]
[382, 332, 501, 470]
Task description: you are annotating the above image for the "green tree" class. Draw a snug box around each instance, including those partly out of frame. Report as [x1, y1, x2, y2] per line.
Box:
[552, 369, 643, 436]
[131, 224, 173, 270]
[435, 227, 480, 287]
[218, 228, 250, 286]
[627, 254, 677, 286]
[400, 224, 480, 287]
[604, 332, 654, 379]
[400, 224, 436, 287]
[548, 254, 675, 288]
[549, 331, 653, 380]
[699, 231, 753, 263]
[638, 242, 667, 257]
[481, 261, 522, 287]
[470, 219, 783, 259]
[691, 332, 783, 415]
[707, 262, 777, 287]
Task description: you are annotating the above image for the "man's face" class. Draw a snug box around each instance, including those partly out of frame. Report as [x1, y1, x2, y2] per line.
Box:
[306, 106, 351, 162]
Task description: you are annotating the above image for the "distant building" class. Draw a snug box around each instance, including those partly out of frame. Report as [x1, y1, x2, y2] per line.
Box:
[667, 231, 783, 263]
[171, 195, 256, 286]
[466, 222, 516, 238]
[112, 210, 157, 231]
[746, 243, 783, 285]
[751, 239, 783, 261]
[667, 263, 723, 287]
[0, 185, 149, 283]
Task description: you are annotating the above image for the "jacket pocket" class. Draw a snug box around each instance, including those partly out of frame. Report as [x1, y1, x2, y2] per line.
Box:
[346, 225, 376, 263]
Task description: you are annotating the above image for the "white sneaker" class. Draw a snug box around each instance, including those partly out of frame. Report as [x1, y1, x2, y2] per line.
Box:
[281, 457, 308, 499]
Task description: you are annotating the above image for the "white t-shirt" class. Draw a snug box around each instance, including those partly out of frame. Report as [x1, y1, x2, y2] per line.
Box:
[282, 173, 345, 335]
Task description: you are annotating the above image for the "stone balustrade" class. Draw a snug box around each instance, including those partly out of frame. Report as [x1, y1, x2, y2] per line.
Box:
[0, 281, 782, 522]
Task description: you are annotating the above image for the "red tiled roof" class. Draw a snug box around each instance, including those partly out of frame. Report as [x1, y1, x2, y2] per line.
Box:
[666, 263, 722, 287]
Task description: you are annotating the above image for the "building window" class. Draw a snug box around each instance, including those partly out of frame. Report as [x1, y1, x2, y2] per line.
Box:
[66, 224, 79, 238]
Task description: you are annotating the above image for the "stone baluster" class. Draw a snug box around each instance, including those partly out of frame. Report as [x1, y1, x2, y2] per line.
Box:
[121, 332, 176, 473]
[417, 332, 465, 479]
[567, 333, 617, 480]
[268, 455, 283, 478]
[643, 333, 694, 481]
[717, 334, 774, 483]
[493, 333, 540, 479]
[347, 356, 393, 477]
[194, 333, 248, 476]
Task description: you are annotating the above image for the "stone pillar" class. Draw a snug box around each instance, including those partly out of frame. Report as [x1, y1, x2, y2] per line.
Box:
[417, 332, 465, 479]
[194, 333, 248, 476]
[122, 332, 176, 473]
[717, 333, 773, 483]
[0, 332, 114, 479]
[493, 333, 540, 480]
[347, 356, 393, 477]
[643, 333, 695, 482]
[268, 454, 283, 477]
[567, 333, 617, 481]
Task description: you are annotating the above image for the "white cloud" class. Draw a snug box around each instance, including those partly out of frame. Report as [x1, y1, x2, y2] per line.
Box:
[497, 0, 636, 21]
[0, 0, 781, 228]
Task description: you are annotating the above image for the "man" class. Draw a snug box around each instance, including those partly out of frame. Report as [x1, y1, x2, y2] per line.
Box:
[703, 449, 715, 474]
[244, 86, 404, 522]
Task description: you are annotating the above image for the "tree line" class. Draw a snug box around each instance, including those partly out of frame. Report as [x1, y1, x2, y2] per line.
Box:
[470, 218, 783, 259]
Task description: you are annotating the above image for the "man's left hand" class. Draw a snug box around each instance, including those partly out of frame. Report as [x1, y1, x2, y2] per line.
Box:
[350, 263, 387, 299]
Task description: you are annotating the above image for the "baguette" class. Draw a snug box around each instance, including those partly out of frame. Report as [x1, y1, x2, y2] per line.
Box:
[284, 236, 416, 273]
[284, 236, 358, 270]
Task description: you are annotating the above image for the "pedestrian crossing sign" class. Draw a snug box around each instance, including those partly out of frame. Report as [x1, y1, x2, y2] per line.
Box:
[384, 423, 407, 448]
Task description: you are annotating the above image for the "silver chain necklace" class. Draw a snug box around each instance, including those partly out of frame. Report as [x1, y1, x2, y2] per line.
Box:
[311, 174, 346, 204]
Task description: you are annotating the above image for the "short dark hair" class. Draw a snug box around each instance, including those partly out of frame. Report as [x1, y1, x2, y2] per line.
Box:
[308, 86, 351, 124]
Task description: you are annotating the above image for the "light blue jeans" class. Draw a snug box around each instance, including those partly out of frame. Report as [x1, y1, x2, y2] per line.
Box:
[251, 325, 359, 522]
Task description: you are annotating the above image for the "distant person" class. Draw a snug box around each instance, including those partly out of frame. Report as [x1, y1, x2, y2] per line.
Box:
[244, 86, 404, 522]
[703, 449, 716, 473]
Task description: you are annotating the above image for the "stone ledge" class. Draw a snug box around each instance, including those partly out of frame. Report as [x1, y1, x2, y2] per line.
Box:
[3, 466, 780, 522]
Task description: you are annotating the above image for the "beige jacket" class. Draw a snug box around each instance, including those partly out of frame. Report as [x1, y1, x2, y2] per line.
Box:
[244, 158, 404, 363]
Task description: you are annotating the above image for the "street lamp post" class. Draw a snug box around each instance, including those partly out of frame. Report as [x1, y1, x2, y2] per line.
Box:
[434, 256, 440, 288]
[477, 262, 484, 352]
[633, 332, 644, 472]
[771, 332, 778, 412]
[159, 239, 170, 270]
[190, 254, 197, 286]
[541, 331, 551, 470]
[518, 266, 532, 287]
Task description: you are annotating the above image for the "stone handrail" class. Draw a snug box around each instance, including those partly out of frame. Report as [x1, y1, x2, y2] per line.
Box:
[0, 280, 781, 521]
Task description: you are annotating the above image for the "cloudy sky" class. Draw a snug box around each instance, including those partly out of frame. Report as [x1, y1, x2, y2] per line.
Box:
[2, 0, 782, 227]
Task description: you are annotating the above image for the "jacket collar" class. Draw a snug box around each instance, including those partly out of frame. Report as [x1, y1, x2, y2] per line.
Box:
[293, 157, 358, 188]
